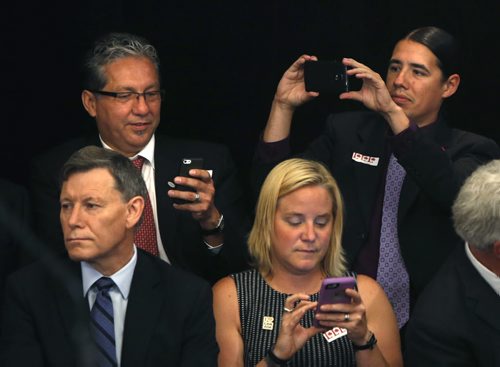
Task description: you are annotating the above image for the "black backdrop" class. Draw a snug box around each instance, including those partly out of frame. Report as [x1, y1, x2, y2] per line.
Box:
[3, 1, 499, 189]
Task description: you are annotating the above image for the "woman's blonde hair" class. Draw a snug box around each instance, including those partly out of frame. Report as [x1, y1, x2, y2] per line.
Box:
[248, 158, 346, 277]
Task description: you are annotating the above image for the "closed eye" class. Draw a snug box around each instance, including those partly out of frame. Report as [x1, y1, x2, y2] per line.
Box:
[314, 217, 331, 227]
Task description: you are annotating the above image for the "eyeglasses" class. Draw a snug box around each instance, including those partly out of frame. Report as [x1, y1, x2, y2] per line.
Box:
[91, 90, 164, 103]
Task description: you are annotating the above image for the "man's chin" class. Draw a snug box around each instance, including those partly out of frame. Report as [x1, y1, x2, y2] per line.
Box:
[65, 246, 95, 262]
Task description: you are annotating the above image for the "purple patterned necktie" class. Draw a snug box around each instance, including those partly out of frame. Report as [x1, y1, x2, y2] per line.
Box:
[377, 154, 410, 328]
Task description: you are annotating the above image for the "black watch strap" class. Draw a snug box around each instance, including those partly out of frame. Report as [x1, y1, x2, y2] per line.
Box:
[352, 331, 377, 351]
[200, 214, 224, 236]
[265, 346, 290, 366]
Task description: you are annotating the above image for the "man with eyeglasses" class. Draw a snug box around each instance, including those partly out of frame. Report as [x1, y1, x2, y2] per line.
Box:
[29, 32, 250, 284]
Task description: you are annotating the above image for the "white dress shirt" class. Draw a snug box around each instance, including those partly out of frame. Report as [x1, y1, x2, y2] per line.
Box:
[100, 135, 222, 258]
[465, 242, 500, 296]
[100, 135, 170, 263]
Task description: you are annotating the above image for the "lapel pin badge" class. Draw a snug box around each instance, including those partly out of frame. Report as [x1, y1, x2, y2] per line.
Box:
[352, 152, 379, 166]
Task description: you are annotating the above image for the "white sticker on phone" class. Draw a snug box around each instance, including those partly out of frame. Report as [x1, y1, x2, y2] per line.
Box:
[322, 327, 347, 343]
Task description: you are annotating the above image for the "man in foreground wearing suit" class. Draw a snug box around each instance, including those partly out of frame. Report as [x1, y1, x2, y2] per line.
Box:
[0, 179, 30, 335]
[1, 146, 218, 366]
[253, 26, 500, 331]
[30, 32, 249, 284]
[405, 159, 500, 366]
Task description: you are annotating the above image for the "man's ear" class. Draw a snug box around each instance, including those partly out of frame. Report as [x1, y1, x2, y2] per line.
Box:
[126, 196, 145, 230]
[493, 240, 500, 259]
[81, 90, 97, 118]
[442, 73, 460, 99]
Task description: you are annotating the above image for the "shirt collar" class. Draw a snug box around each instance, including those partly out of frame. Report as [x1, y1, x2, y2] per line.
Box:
[465, 242, 500, 296]
[99, 134, 156, 169]
[82, 245, 138, 299]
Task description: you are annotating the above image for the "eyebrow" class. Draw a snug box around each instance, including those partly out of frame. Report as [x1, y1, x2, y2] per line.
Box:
[283, 212, 332, 218]
[59, 195, 102, 203]
[117, 83, 160, 92]
[389, 59, 431, 74]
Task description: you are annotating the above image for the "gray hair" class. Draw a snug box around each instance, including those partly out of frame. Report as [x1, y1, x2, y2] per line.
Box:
[452, 160, 500, 250]
[61, 146, 148, 227]
[83, 32, 160, 91]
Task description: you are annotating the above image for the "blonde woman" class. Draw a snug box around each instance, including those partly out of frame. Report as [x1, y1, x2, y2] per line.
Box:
[213, 158, 402, 366]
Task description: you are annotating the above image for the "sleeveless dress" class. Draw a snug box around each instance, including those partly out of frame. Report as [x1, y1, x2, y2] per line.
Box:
[232, 269, 356, 366]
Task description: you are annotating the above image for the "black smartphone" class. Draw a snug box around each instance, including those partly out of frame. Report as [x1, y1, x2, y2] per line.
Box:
[168, 158, 204, 204]
[304, 60, 349, 94]
[313, 276, 356, 328]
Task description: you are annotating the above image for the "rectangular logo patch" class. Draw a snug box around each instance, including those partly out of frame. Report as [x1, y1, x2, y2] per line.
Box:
[322, 327, 348, 343]
[352, 152, 379, 166]
[262, 316, 274, 331]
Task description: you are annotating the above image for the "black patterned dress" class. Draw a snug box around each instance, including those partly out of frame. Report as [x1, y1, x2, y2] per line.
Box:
[232, 269, 356, 366]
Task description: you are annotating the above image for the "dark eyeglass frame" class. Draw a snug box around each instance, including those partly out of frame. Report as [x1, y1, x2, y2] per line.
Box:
[90, 90, 165, 102]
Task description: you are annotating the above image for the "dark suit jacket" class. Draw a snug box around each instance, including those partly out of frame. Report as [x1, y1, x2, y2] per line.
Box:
[253, 111, 500, 298]
[0, 179, 30, 332]
[0, 249, 218, 367]
[404, 246, 500, 366]
[29, 134, 250, 283]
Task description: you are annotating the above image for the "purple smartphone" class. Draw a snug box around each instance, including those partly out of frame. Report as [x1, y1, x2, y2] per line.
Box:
[313, 276, 356, 328]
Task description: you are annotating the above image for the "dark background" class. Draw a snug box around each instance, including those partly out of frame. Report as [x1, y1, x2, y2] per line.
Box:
[3, 1, 499, 190]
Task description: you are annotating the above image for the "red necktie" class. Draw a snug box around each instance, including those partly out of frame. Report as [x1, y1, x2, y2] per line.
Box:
[131, 156, 159, 256]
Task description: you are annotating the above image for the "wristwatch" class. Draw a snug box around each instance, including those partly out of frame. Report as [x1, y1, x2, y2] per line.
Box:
[352, 331, 377, 351]
[265, 345, 290, 366]
[200, 214, 224, 236]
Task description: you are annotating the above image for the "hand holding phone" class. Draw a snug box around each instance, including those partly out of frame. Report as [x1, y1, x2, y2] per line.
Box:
[313, 276, 356, 328]
[304, 60, 349, 94]
[168, 158, 204, 205]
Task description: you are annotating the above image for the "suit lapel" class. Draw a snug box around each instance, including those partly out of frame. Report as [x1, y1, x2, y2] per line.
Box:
[121, 251, 165, 365]
[352, 123, 387, 228]
[53, 260, 87, 332]
[458, 249, 500, 332]
[397, 175, 419, 222]
[52, 259, 95, 361]
[153, 138, 181, 260]
[397, 121, 453, 221]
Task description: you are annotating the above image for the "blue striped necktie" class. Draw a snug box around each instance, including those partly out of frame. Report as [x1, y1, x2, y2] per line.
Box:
[90, 277, 118, 367]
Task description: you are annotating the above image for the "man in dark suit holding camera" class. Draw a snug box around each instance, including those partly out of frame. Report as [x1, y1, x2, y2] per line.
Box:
[30, 32, 249, 284]
[253, 26, 500, 331]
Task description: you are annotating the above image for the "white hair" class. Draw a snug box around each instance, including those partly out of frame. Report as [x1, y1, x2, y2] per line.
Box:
[452, 160, 500, 250]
